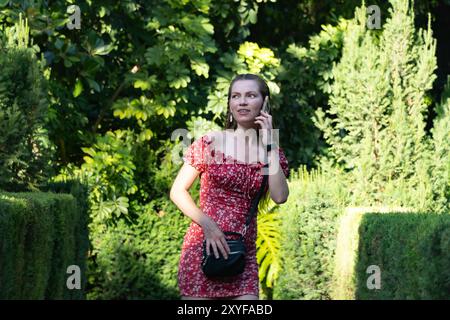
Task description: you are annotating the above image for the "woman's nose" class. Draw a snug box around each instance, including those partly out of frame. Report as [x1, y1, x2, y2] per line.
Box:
[239, 97, 248, 105]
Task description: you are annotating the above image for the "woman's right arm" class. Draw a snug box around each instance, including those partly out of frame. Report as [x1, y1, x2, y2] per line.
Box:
[170, 163, 230, 259]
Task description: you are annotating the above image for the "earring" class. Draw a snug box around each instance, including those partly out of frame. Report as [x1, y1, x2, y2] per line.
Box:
[229, 114, 233, 122]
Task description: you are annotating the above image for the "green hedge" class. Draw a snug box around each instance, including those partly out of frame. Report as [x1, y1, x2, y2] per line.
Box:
[354, 212, 450, 299]
[0, 181, 89, 299]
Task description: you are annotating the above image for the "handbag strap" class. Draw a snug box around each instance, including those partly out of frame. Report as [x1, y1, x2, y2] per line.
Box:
[223, 231, 244, 241]
[241, 164, 269, 236]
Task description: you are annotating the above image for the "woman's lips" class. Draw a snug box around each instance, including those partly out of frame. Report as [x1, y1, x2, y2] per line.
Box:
[237, 109, 250, 115]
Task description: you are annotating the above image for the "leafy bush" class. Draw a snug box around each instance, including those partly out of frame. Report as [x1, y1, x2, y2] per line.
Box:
[273, 166, 350, 299]
[278, 19, 348, 168]
[87, 200, 190, 300]
[0, 181, 89, 299]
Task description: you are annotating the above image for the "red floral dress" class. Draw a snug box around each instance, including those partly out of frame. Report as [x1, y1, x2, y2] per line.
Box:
[178, 134, 289, 298]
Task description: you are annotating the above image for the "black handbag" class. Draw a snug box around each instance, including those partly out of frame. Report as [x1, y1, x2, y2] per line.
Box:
[201, 168, 268, 278]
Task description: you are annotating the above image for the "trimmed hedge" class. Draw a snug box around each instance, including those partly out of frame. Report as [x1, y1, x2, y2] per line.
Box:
[333, 206, 413, 299]
[0, 181, 89, 299]
[354, 212, 450, 299]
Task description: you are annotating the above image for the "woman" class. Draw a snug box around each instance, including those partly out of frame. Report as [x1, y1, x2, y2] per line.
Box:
[170, 74, 289, 300]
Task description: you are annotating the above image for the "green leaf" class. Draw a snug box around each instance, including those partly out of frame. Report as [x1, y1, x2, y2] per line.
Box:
[200, 18, 214, 34]
[73, 79, 83, 97]
[248, 9, 257, 24]
[92, 43, 114, 56]
[86, 78, 101, 92]
[138, 129, 153, 142]
[83, 156, 94, 164]
[190, 59, 209, 78]
[54, 38, 64, 50]
[67, 55, 80, 63]
[168, 75, 190, 89]
[145, 46, 164, 65]
[257, 211, 282, 288]
[116, 197, 129, 215]
[64, 59, 72, 68]
[134, 80, 151, 90]
[99, 7, 107, 18]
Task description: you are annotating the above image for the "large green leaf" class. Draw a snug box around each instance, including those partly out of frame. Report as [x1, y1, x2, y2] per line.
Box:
[257, 205, 282, 288]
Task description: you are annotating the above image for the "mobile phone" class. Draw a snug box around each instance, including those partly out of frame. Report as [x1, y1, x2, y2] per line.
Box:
[261, 96, 271, 114]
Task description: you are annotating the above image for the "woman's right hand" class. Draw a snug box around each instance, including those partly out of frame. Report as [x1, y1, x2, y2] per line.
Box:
[200, 215, 231, 260]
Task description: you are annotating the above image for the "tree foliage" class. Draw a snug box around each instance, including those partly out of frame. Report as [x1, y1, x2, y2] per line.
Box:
[430, 75, 450, 213]
[0, 15, 54, 192]
[315, 0, 441, 209]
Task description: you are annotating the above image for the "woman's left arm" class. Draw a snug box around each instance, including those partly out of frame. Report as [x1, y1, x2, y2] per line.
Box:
[255, 105, 289, 204]
[266, 147, 289, 204]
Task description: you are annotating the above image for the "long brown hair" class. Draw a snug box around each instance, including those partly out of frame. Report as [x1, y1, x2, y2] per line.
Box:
[225, 74, 271, 129]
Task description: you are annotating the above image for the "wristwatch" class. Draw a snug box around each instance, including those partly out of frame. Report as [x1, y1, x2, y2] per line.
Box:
[266, 143, 277, 153]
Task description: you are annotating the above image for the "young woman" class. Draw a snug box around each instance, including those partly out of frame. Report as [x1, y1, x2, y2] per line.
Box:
[170, 74, 289, 300]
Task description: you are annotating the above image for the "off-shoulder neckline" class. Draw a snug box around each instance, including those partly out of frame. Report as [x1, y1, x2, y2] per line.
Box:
[201, 134, 267, 167]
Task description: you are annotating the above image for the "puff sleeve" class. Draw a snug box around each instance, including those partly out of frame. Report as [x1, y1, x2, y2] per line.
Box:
[183, 135, 212, 173]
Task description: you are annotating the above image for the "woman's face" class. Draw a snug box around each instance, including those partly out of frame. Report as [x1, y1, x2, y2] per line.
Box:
[229, 80, 264, 127]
